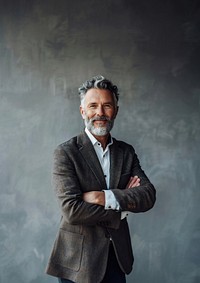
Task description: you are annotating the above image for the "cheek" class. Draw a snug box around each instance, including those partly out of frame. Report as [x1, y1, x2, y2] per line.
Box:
[85, 110, 95, 119]
[81, 108, 91, 119]
[106, 109, 117, 119]
[82, 111, 94, 121]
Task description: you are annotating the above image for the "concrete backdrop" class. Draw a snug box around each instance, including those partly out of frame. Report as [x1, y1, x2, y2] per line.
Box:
[0, 0, 200, 282]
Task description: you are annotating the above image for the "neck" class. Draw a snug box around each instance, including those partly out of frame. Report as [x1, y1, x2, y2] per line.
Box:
[93, 134, 109, 150]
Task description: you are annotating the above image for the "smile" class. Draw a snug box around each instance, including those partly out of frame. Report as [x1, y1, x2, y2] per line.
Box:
[93, 120, 107, 126]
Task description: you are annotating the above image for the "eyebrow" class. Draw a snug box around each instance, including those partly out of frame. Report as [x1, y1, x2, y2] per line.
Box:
[87, 101, 114, 106]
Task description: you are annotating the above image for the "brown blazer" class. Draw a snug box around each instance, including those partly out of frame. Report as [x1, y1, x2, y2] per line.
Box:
[45, 131, 156, 283]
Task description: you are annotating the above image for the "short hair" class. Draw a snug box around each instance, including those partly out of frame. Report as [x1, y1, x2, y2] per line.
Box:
[78, 75, 119, 106]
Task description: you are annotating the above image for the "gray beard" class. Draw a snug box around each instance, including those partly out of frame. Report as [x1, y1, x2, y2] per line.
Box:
[84, 116, 114, 136]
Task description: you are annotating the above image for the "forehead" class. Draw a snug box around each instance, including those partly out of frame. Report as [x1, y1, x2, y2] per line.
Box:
[84, 88, 115, 104]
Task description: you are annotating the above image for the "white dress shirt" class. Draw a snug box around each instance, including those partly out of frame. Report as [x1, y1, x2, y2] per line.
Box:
[85, 128, 128, 219]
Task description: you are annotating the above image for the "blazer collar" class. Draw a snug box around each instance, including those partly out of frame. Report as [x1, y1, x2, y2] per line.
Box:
[77, 131, 123, 190]
[77, 131, 107, 189]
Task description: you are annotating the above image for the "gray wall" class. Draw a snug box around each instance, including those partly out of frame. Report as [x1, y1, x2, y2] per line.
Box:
[0, 0, 200, 282]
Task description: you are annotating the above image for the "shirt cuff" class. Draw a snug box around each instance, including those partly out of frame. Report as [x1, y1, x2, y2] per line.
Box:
[103, 190, 120, 211]
[121, 211, 129, 219]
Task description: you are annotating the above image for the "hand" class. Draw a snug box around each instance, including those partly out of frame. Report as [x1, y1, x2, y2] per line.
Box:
[83, 191, 105, 206]
[126, 175, 140, 189]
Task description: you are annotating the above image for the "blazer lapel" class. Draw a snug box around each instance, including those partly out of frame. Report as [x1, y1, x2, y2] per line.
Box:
[110, 139, 123, 190]
[77, 132, 107, 189]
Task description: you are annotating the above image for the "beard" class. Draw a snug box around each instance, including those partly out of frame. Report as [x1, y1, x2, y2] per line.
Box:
[84, 116, 114, 136]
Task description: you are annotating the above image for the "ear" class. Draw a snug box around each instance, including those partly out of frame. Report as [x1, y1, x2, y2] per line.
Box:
[80, 105, 86, 119]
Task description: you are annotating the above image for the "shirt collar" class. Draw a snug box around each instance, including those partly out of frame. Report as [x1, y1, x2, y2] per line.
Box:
[85, 127, 113, 147]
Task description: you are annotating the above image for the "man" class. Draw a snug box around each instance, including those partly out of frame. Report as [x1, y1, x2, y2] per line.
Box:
[46, 75, 156, 283]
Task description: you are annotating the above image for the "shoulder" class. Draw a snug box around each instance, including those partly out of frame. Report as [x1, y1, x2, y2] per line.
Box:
[59, 135, 78, 148]
[112, 137, 135, 152]
[54, 131, 89, 154]
[55, 135, 79, 154]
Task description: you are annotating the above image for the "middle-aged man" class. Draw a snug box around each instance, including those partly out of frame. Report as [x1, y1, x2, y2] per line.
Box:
[46, 75, 156, 283]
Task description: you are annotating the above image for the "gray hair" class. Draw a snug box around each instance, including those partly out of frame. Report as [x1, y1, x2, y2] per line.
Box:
[78, 75, 119, 106]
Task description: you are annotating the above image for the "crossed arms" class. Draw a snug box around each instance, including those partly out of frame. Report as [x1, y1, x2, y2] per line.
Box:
[53, 143, 156, 227]
[83, 176, 141, 207]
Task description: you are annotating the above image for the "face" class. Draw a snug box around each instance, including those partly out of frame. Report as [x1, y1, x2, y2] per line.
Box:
[80, 88, 118, 137]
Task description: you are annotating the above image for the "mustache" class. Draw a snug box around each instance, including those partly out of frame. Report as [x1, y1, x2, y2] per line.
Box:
[90, 116, 111, 122]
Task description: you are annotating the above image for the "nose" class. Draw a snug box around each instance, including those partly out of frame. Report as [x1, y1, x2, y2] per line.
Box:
[96, 105, 104, 116]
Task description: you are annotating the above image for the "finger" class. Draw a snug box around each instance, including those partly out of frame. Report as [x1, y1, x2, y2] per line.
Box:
[131, 179, 140, 187]
[126, 177, 134, 189]
[127, 176, 140, 188]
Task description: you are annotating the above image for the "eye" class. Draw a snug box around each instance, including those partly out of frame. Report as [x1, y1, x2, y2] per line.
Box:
[88, 104, 97, 109]
[104, 104, 113, 109]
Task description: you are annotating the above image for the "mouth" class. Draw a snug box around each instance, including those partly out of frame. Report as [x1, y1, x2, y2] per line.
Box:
[93, 120, 107, 127]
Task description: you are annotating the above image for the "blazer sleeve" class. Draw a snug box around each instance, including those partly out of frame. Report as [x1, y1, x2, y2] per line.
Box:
[52, 145, 121, 229]
[111, 148, 156, 213]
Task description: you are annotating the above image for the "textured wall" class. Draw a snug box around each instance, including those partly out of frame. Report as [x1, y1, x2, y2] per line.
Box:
[0, 0, 200, 282]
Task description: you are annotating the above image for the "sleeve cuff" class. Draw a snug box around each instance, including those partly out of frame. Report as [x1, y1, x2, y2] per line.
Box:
[121, 211, 129, 219]
[103, 190, 120, 211]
